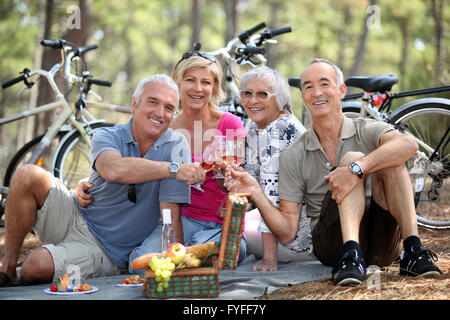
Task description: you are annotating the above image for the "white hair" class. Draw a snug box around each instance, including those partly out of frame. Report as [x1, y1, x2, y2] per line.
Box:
[300, 58, 344, 91]
[239, 66, 292, 114]
[132, 74, 179, 107]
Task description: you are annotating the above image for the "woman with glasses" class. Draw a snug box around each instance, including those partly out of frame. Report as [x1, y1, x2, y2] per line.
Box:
[238, 66, 313, 271]
[170, 52, 247, 262]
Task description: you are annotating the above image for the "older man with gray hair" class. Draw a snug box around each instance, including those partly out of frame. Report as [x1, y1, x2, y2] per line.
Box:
[0, 74, 205, 287]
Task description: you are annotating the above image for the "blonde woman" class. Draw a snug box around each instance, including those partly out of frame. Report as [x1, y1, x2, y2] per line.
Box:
[170, 52, 247, 261]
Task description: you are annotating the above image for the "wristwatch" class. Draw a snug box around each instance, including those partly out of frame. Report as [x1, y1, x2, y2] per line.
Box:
[349, 161, 364, 179]
[168, 162, 179, 179]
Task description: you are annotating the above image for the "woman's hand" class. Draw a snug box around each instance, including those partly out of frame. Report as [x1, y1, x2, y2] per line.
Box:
[75, 180, 94, 207]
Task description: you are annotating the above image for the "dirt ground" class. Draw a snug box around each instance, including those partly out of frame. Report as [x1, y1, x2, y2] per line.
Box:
[258, 227, 449, 300]
[0, 226, 448, 300]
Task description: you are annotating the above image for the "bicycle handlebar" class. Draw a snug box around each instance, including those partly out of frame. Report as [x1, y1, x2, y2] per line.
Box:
[40, 39, 67, 49]
[236, 46, 266, 55]
[255, 27, 292, 46]
[2, 39, 111, 96]
[73, 44, 98, 57]
[238, 22, 267, 43]
[1, 73, 27, 89]
[87, 78, 112, 87]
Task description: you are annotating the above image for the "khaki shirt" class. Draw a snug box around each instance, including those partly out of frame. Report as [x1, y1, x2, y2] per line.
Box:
[278, 116, 394, 230]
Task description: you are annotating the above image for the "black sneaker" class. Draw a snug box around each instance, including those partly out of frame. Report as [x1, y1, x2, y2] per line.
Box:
[331, 249, 366, 286]
[400, 246, 442, 277]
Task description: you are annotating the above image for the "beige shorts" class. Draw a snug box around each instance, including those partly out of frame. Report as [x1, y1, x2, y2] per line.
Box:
[34, 173, 123, 282]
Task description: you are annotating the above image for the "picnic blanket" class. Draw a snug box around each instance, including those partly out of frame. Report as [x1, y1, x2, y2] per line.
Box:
[0, 255, 330, 300]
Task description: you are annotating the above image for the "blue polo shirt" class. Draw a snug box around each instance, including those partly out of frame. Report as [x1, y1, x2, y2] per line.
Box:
[73, 119, 191, 268]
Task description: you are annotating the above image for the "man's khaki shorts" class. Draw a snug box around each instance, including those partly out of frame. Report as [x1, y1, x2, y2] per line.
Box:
[33, 173, 123, 282]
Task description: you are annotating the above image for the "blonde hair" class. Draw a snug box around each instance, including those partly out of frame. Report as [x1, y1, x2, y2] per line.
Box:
[171, 56, 224, 110]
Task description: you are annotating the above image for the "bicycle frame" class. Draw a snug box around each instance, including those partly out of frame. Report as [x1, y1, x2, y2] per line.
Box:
[355, 86, 450, 157]
[0, 95, 98, 162]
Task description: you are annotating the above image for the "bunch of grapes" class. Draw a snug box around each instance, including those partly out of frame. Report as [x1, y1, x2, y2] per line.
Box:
[149, 255, 176, 292]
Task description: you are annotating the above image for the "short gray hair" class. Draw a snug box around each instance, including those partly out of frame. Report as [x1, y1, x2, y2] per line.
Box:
[300, 58, 344, 91]
[132, 74, 179, 107]
[239, 66, 292, 114]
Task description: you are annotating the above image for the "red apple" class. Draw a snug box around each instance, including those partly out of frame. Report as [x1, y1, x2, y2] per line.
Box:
[165, 243, 187, 265]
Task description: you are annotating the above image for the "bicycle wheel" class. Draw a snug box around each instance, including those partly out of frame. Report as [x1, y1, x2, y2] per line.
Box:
[342, 101, 362, 119]
[53, 122, 114, 190]
[3, 134, 61, 187]
[389, 98, 450, 229]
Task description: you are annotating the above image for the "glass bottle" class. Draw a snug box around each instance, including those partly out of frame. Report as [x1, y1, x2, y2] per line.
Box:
[161, 209, 174, 252]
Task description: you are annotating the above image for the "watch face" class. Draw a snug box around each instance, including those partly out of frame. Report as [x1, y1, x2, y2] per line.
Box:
[350, 162, 363, 178]
[169, 163, 179, 172]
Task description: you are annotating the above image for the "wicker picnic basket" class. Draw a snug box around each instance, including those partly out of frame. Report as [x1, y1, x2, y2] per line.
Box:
[142, 193, 249, 299]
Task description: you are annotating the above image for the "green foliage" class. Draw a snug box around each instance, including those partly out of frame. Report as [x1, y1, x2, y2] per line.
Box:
[0, 0, 448, 173]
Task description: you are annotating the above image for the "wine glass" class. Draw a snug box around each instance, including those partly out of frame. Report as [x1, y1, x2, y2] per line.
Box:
[212, 135, 226, 179]
[223, 139, 245, 187]
[190, 143, 216, 192]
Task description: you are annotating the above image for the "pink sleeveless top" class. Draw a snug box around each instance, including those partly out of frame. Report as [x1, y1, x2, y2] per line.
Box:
[181, 112, 246, 224]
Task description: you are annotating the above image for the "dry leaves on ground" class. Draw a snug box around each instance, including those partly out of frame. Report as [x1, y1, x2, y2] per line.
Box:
[258, 228, 449, 300]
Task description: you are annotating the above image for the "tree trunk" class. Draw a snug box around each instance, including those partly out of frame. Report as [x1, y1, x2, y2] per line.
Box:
[34, 0, 91, 137]
[224, 0, 238, 43]
[33, 0, 54, 138]
[349, 0, 377, 80]
[265, 0, 284, 67]
[191, 0, 202, 48]
[430, 0, 444, 85]
[336, 5, 352, 75]
[398, 20, 409, 92]
[25, 0, 46, 144]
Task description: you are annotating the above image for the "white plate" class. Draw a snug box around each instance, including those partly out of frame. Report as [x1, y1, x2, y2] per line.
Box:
[115, 282, 143, 287]
[43, 286, 98, 295]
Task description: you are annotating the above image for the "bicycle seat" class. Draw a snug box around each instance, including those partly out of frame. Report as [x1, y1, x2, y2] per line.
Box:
[345, 74, 398, 92]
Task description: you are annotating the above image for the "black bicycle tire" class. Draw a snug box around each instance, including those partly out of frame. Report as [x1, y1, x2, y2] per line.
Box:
[341, 101, 362, 119]
[53, 122, 114, 188]
[388, 99, 450, 229]
[3, 134, 45, 187]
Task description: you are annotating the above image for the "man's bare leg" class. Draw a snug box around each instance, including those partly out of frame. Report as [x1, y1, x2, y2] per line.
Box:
[369, 163, 441, 276]
[337, 152, 366, 244]
[0, 165, 54, 285]
[331, 152, 367, 286]
[371, 164, 418, 238]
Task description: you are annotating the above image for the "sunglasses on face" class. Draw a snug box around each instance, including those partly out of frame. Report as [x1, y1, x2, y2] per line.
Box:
[179, 52, 217, 63]
[128, 184, 136, 203]
[240, 89, 277, 102]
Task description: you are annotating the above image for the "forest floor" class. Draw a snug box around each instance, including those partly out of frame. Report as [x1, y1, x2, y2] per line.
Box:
[258, 227, 449, 300]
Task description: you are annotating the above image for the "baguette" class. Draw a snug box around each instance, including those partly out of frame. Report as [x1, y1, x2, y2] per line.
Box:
[130, 252, 162, 270]
[186, 242, 217, 259]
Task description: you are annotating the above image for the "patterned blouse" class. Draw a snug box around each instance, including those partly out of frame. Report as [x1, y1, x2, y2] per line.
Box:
[245, 114, 312, 253]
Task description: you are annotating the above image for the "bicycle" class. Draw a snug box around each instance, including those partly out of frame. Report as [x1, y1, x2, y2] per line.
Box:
[192, 22, 292, 127]
[0, 39, 131, 222]
[289, 74, 449, 229]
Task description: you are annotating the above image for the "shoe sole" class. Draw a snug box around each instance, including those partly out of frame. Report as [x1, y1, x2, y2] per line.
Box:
[335, 277, 363, 287]
[400, 270, 442, 277]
